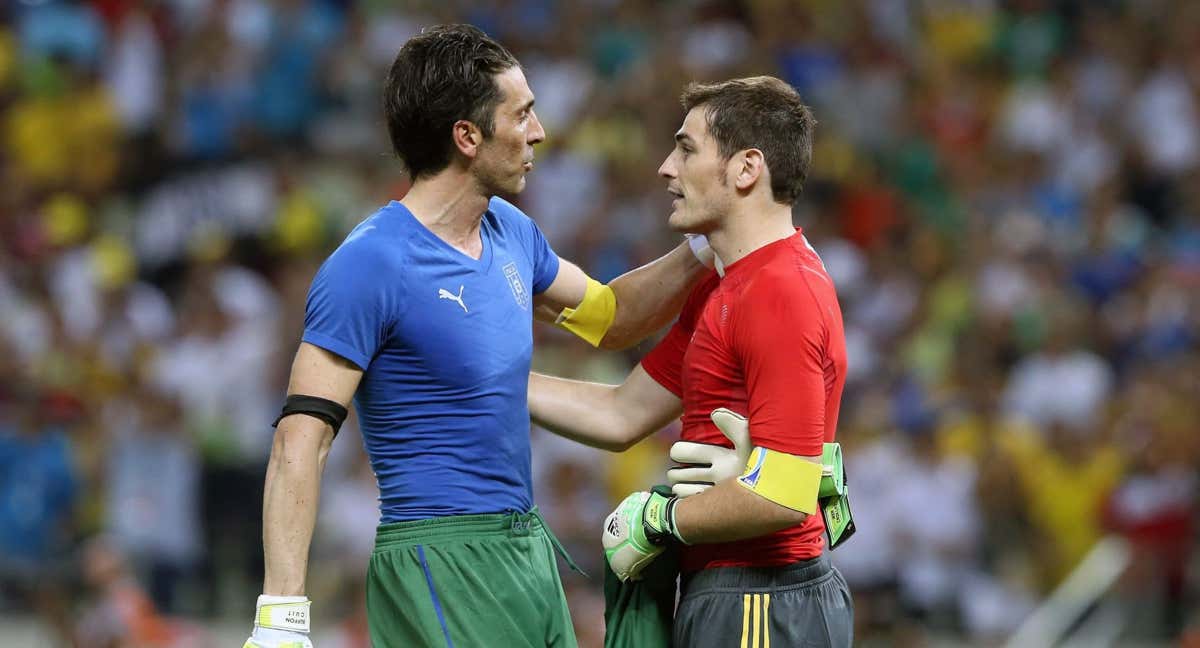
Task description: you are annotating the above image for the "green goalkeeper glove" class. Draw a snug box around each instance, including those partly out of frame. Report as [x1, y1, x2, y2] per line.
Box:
[602, 486, 687, 582]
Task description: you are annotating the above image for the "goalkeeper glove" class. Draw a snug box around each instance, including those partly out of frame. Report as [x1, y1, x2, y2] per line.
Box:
[667, 408, 752, 498]
[602, 487, 686, 582]
[244, 595, 313, 648]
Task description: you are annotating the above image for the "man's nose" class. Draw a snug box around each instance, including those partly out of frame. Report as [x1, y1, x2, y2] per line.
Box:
[658, 155, 675, 178]
[529, 110, 546, 144]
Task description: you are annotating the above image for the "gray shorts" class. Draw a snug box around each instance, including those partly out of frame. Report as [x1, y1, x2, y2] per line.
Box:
[673, 554, 853, 648]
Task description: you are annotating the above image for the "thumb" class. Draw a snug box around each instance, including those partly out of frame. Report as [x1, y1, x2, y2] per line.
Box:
[709, 408, 750, 450]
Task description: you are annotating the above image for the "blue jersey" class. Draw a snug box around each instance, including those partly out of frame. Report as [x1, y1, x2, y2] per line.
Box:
[303, 198, 560, 522]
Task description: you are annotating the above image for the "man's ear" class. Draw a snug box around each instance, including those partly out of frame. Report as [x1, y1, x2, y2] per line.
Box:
[734, 149, 765, 192]
[453, 120, 483, 159]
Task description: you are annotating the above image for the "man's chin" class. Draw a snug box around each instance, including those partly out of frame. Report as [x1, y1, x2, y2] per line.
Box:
[489, 177, 526, 198]
[667, 211, 692, 233]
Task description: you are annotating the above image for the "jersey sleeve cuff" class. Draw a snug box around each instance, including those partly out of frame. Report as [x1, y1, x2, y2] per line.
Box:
[302, 330, 371, 370]
[533, 254, 561, 295]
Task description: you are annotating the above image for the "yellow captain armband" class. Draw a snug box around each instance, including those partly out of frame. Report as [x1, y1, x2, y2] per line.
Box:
[736, 446, 824, 514]
[554, 277, 616, 347]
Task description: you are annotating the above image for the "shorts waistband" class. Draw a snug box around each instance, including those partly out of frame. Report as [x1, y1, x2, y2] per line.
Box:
[374, 509, 545, 550]
[372, 508, 584, 575]
[682, 554, 832, 594]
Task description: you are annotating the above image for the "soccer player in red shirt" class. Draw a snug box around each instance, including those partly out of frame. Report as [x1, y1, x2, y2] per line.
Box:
[529, 76, 852, 647]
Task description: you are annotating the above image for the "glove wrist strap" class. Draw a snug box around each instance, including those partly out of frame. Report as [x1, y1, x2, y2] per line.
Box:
[643, 490, 689, 546]
[256, 595, 311, 633]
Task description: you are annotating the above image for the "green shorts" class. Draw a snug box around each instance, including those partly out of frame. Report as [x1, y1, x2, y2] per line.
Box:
[366, 509, 578, 648]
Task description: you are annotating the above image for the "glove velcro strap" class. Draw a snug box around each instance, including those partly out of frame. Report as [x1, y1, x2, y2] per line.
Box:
[256, 596, 311, 633]
[642, 487, 688, 546]
[737, 447, 823, 514]
[818, 442, 845, 498]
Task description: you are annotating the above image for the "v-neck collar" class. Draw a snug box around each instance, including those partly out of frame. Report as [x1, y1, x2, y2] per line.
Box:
[390, 200, 493, 272]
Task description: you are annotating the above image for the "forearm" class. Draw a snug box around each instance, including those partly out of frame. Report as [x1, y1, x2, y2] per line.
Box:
[262, 421, 333, 596]
[602, 242, 706, 350]
[672, 478, 807, 544]
[529, 373, 642, 451]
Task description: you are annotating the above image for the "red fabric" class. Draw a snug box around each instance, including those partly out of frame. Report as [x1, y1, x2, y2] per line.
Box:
[640, 271, 719, 397]
[643, 231, 848, 572]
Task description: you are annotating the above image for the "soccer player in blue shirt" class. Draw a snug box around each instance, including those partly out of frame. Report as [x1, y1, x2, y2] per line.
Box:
[244, 25, 713, 648]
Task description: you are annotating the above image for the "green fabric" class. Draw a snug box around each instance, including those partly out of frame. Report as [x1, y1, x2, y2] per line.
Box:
[820, 443, 857, 550]
[603, 544, 679, 648]
[366, 510, 577, 648]
[819, 443, 846, 499]
[603, 486, 680, 648]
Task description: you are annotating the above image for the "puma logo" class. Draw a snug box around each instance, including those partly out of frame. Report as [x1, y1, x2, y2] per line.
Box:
[438, 285, 467, 313]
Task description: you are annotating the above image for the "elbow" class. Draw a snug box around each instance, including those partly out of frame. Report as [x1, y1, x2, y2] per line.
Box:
[269, 421, 333, 470]
[605, 437, 638, 453]
[603, 419, 653, 453]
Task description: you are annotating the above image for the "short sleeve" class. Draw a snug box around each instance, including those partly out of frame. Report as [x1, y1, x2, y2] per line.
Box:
[490, 197, 560, 294]
[302, 245, 397, 370]
[526, 218, 560, 294]
[732, 274, 828, 456]
[641, 272, 720, 397]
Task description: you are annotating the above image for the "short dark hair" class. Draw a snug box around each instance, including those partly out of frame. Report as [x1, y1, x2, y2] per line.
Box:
[680, 76, 817, 204]
[383, 24, 519, 178]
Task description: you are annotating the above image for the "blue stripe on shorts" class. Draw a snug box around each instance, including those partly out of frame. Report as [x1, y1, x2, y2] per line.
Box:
[416, 545, 455, 648]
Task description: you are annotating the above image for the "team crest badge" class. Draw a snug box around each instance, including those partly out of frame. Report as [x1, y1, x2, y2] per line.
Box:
[503, 262, 529, 310]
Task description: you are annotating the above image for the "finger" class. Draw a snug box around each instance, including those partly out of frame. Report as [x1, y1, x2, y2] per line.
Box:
[670, 441, 724, 464]
[671, 482, 712, 498]
[667, 466, 718, 484]
[709, 408, 751, 448]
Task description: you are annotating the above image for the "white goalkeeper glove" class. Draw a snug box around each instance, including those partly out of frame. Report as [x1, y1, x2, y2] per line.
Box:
[686, 234, 725, 276]
[244, 595, 313, 648]
[602, 487, 686, 582]
[667, 408, 752, 498]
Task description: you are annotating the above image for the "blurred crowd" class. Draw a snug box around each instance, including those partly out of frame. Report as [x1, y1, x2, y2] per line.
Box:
[1, 0, 1198, 646]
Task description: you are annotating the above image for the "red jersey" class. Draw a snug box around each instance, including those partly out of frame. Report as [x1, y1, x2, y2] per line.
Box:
[641, 230, 847, 572]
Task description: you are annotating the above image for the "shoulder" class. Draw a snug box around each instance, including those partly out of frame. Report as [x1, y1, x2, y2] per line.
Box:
[740, 261, 821, 315]
[311, 210, 411, 306]
[325, 208, 406, 269]
[747, 240, 838, 313]
[730, 261, 836, 351]
[488, 196, 534, 225]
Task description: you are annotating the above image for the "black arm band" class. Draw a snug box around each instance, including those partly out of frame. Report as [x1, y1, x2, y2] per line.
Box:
[274, 394, 348, 436]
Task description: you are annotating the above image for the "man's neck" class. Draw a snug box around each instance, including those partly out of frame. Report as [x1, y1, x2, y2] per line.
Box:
[707, 201, 796, 267]
[400, 169, 491, 255]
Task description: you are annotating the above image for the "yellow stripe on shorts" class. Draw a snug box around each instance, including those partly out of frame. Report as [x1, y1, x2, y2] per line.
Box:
[739, 594, 773, 648]
[741, 593, 751, 648]
[763, 593, 771, 648]
[752, 594, 761, 647]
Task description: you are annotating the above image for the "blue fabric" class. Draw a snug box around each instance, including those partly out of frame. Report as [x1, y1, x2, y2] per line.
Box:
[303, 198, 559, 522]
[417, 545, 455, 648]
[0, 426, 77, 562]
